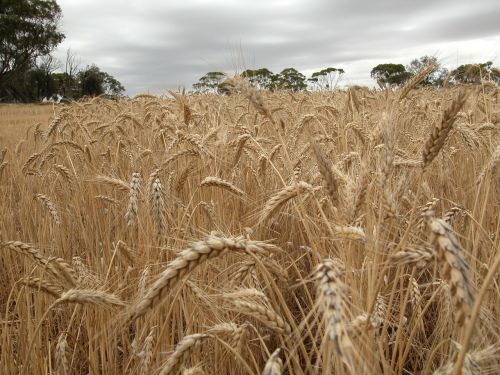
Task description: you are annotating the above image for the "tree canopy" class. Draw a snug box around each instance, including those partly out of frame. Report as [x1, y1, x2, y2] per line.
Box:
[450, 62, 500, 84]
[0, 1, 125, 101]
[406, 56, 448, 87]
[370, 64, 412, 87]
[192, 71, 227, 94]
[276, 68, 307, 91]
[0, 0, 65, 101]
[308, 67, 344, 90]
[241, 68, 277, 90]
[78, 64, 125, 97]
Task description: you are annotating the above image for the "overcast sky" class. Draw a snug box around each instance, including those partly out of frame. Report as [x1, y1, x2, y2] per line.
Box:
[53, 0, 500, 95]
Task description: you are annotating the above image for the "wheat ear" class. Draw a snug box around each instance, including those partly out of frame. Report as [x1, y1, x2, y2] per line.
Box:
[149, 174, 166, 235]
[227, 299, 291, 335]
[262, 348, 283, 375]
[315, 259, 352, 357]
[422, 91, 468, 168]
[311, 142, 338, 205]
[398, 64, 437, 100]
[200, 176, 246, 196]
[426, 213, 474, 325]
[130, 234, 279, 321]
[35, 194, 61, 225]
[56, 289, 126, 308]
[55, 333, 70, 375]
[261, 181, 314, 222]
[125, 172, 140, 226]
[94, 175, 130, 191]
[158, 334, 211, 375]
[20, 277, 63, 298]
[138, 326, 156, 374]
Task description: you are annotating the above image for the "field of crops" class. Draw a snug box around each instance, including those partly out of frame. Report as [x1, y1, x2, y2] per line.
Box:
[0, 82, 499, 374]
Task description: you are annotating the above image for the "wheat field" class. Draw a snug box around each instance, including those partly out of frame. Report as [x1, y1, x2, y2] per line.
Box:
[0, 81, 499, 374]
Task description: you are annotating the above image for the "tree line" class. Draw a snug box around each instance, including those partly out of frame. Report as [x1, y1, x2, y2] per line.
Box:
[192, 56, 500, 94]
[193, 67, 345, 94]
[2, 1, 500, 102]
[0, 0, 125, 102]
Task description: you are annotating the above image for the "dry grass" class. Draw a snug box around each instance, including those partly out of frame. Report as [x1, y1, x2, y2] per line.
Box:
[0, 85, 499, 374]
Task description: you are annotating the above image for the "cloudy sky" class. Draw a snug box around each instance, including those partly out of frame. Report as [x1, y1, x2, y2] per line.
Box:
[53, 0, 500, 95]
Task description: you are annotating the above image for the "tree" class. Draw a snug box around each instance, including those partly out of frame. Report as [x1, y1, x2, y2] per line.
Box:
[276, 68, 307, 91]
[241, 68, 277, 90]
[492, 68, 500, 84]
[62, 48, 80, 98]
[370, 64, 411, 88]
[308, 67, 345, 90]
[37, 53, 61, 98]
[450, 62, 500, 84]
[0, 53, 61, 101]
[407, 56, 448, 87]
[101, 71, 125, 96]
[0, 0, 65, 101]
[78, 64, 124, 98]
[192, 71, 226, 93]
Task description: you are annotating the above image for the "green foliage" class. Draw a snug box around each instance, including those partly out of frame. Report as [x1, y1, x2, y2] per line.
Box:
[193, 71, 227, 93]
[241, 68, 278, 90]
[0, 0, 65, 101]
[276, 68, 307, 91]
[78, 65, 125, 98]
[192, 59, 498, 96]
[370, 63, 411, 87]
[308, 67, 345, 90]
[492, 68, 500, 84]
[407, 56, 448, 87]
[450, 62, 500, 84]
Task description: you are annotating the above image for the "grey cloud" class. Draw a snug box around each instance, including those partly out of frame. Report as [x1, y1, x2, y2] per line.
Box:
[54, 0, 500, 94]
